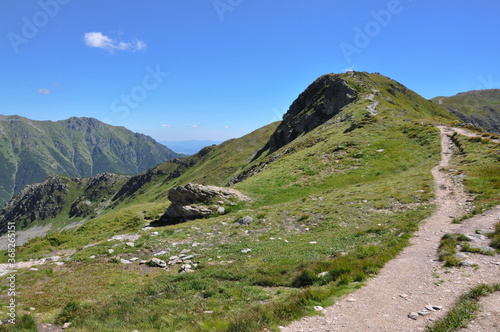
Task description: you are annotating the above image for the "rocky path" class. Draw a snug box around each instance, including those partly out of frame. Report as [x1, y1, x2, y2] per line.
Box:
[283, 126, 500, 332]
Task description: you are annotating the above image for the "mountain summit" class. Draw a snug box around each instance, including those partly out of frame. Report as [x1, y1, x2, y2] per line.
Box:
[0, 115, 182, 207]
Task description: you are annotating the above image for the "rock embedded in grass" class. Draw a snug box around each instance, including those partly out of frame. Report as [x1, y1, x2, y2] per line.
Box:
[237, 216, 254, 226]
[150, 258, 167, 268]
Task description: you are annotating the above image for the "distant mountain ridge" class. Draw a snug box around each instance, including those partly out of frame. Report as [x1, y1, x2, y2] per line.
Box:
[0, 115, 183, 207]
[432, 89, 500, 134]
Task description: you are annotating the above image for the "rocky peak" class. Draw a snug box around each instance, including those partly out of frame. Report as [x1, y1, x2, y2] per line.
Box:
[253, 74, 357, 160]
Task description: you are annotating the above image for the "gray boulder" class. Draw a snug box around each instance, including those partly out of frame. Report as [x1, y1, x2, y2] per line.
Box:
[237, 216, 254, 226]
[160, 183, 250, 224]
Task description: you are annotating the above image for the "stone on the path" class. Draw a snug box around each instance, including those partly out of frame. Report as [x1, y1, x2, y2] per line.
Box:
[151, 231, 159, 236]
[129, 257, 139, 262]
[418, 311, 431, 316]
[120, 259, 132, 264]
[469, 245, 496, 253]
[317, 272, 329, 278]
[62, 322, 72, 329]
[408, 312, 419, 320]
[126, 242, 135, 247]
[108, 249, 114, 254]
[241, 248, 252, 253]
[346, 297, 356, 302]
[464, 234, 486, 241]
[314, 306, 324, 311]
[425, 305, 436, 312]
[399, 294, 409, 299]
[476, 229, 492, 236]
[432, 305, 442, 310]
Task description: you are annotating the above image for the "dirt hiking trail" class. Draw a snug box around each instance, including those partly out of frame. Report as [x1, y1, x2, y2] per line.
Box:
[283, 127, 500, 332]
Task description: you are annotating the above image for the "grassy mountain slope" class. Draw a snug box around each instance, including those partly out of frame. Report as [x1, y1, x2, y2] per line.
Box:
[431, 89, 500, 134]
[0, 115, 183, 207]
[0, 72, 478, 331]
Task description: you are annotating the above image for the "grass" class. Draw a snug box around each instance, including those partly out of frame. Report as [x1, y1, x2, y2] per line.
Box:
[438, 233, 471, 267]
[490, 222, 500, 251]
[448, 133, 500, 217]
[0, 314, 37, 331]
[425, 283, 500, 332]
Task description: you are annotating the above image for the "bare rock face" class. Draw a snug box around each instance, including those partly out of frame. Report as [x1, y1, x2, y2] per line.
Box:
[252, 74, 357, 161]
[161, 183, 250, 224]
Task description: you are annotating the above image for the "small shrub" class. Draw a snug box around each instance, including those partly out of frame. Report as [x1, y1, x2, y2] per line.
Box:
[298, 214, 310, 221]
[467, 136, 482, 143]
[55, 302, 80, 325]
[490, 222, 500, 249]
[291, 269, 317, 288]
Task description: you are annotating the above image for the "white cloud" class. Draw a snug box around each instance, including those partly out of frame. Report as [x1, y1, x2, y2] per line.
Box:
[224, 126, 229, 129]
[161, 124, 172, 128]
[192, 125, 199, 128]
[83, 32, 147, 52]
[37, 88, 51, 95]
[343, 65, 357, 72]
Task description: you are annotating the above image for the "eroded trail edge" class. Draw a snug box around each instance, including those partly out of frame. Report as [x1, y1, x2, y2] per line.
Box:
[284, 127, 500, 332]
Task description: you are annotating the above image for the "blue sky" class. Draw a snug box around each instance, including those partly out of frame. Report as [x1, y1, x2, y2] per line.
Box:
[1, 0, 499, 142]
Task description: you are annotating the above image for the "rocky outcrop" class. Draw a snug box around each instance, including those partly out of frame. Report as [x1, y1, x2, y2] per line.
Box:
[0, 175, 79, 232]
[252, 74, 357, 161]
[446, 106, 500, 134]
[160, 183, 250, 224]
[69, 173, 131, 218]
[0, 173, 130, 234]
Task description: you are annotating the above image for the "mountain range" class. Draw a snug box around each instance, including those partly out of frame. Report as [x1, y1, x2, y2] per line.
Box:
[0, 115, 183, 207]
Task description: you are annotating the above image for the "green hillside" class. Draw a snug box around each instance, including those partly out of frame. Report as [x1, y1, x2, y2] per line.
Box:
[2, 72, 497, 332]
[0, 115, 183, 207]
[431, 89, 500, 134]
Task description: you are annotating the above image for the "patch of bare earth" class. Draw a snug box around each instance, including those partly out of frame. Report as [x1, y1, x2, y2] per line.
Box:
[283, 126, 499, 332]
